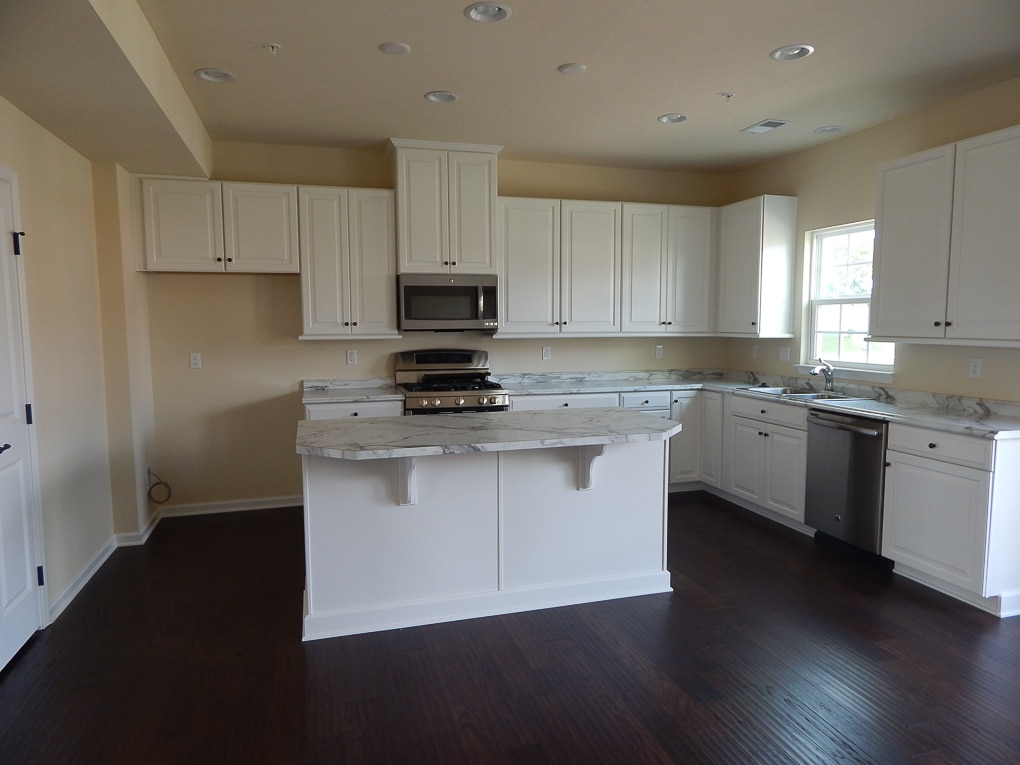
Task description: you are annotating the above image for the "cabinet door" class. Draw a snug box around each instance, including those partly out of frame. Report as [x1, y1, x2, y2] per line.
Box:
[729, 415, 766, 504]
[947, 124, 1020, 340]
[348, 189, 398, 336]
[763, 423, 806, 522]
[883, 451, 990, 595]
[498, 197, 561, 334]
[699, 391, 723, 487]
[717, 197, 762, 334]
[299, 187, 351, 336]
[621, 204, 668, 333]
[448, 151, 498, 273]
[560, 200, 622, 333]
[396, 148, 449, 272]
[668, 392, 701, 483]
[142, 178, 224, 271]
[222, 182, 299, 272]
[870, 145, 955, 339]
[667, 206, 715, 333]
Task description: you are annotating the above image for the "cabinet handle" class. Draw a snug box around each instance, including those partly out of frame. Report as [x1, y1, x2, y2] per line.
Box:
[945, 321, 953, 327]
[763, 432, 769, 438]
[0, 443, 11, 454]
[934, 321, 942, 327]
[928, 442, 937, 449]
[643, 400, 650, 405]
[750, 321, 757, 326]
[760, 409, 767, 414]
[562, 402, 569, 407]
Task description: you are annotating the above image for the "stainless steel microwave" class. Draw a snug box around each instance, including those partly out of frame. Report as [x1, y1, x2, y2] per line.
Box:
[398, 273, 498, 332]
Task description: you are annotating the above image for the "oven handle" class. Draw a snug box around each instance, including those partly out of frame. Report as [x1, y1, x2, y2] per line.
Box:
[477, 285, 485, 319]
[808, 415, 882, 438]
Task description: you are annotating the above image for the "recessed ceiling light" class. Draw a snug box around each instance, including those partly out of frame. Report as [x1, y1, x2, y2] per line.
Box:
[194, 68, 235, 83]
[464, 3, 511, 22]
[557, 63, 587, 75]
[741, 119, 790, 134]
[770, 44, 814, 61]
[379, 42, 411, 55]
[814, 125, 845, 135]
[657, 113, 687, 124]
[424, 91, 459, 103]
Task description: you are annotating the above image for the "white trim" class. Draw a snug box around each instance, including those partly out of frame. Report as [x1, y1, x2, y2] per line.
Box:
[115, 511, 161, 547]
[159, 494, 303, 518]
[47, 537, 117, 624]
[891, 562, 1016, 617]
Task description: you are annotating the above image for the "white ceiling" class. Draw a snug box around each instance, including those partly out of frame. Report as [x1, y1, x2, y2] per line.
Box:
[4, 1, 1020, 175]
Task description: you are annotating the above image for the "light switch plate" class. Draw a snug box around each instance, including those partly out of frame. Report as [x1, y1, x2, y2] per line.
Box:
[655, 344, 663, 359]
[542, 346, 551, 361]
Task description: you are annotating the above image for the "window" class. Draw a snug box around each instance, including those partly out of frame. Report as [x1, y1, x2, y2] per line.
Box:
[807, 222, 894, 369]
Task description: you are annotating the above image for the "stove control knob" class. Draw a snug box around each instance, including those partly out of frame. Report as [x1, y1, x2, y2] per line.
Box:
[455, 397, 465, 406]
[419, 398, 429, 408]
[432, 398, 442, 407]
[488, 396, 498, 405]
[478, 396, 488, 405]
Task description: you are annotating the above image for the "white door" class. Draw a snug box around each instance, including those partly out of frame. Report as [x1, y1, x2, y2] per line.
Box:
[0, 169, 44, 671]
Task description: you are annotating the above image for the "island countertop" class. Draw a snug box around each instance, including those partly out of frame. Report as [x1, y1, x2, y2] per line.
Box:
[296, 407, 681, 460]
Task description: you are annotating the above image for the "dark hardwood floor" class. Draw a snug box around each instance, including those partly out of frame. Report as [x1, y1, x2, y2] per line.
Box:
[2, 493, 1020, 764]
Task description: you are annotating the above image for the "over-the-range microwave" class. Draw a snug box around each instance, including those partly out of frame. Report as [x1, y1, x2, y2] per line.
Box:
[397, 273, 498, 332]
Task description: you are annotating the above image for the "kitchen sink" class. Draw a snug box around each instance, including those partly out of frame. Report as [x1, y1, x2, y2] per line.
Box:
[741, 386, 871, 401]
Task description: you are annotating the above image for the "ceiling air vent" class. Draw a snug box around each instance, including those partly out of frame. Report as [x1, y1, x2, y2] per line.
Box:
[741, 119, 790, 134]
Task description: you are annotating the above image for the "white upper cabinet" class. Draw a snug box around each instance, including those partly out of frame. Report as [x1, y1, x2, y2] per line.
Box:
[391, 140, 500, 274]
[560, 200, 622, 333]
[870, 144, 956, 339]
[716, 195, 797, 337]
[299, 187, 398, 339]
[621, 204, 714, 334]
[498, 197, 561, 334]
[872, 123, 1020, 344]
[498, 198, 622, 335]
[142, 178, 299, 273]
[222, 183, 299, 272]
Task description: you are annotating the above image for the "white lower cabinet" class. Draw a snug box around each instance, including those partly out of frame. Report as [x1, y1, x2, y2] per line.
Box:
[882, 424, 1020, 610]
[668, 391, 701, 483]
[698, 391, 723, 487]
[510, 392, 621, 411]
[304, 400, 403, 420]
[726, 395, 807, 523]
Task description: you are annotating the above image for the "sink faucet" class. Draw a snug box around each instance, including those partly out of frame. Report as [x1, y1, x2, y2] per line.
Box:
[810, 358, 835, 391]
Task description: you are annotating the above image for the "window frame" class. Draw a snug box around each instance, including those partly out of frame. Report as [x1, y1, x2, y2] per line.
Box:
[804, 220, 894, 375]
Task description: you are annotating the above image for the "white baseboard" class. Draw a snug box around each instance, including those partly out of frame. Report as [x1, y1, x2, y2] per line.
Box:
[115, 511, 160, 547]
[48, 537, 117, 624]
[158, 494, 303, 518]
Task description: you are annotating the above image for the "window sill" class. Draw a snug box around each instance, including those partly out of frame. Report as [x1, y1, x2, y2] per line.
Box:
[793, 364, 893, 385]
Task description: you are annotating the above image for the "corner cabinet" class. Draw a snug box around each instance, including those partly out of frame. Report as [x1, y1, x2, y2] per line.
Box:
[871, 123, 1020, 344]
[142, 178, 299, 273]
[390, 139, 501, 274]
[716, 195, 796, 337]
[299, 187, 399, 339]
[621, 204, 715, 334]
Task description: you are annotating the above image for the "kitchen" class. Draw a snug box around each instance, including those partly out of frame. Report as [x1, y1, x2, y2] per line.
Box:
[0, 0, 1018, 637]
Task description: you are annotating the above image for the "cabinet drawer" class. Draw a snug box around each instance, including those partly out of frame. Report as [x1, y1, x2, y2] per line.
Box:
[887, 424, 992, 469]
[304, 401, 403, 420]
[730, 395, 807, 429]
[621, 391, 672, 410]
[511, 392, 620, 411]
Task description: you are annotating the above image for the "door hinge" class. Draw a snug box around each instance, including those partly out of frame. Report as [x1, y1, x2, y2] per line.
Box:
[12, 231, 25, 255]
[37, 566, 44, 586]
[25, 403, 33, 424]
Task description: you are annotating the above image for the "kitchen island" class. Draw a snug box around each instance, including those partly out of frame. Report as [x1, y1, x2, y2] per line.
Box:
[297, 408, 680, 640]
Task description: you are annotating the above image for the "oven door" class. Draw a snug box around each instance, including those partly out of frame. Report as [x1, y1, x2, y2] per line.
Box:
[405, 404, 509, 415]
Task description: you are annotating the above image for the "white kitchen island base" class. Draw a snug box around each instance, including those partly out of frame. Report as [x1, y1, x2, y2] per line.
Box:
[298, 409, 678, 640]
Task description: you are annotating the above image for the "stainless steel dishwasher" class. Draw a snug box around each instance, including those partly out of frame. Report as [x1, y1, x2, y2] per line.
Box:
[805, 409, 889, 554]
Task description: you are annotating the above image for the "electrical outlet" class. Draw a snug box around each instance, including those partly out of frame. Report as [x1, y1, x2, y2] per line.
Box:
[346, 349, 357, 365]
[968, 357, 982, 378]
[189, 352, 201, 369]
[655, 344, 663, 359]
[778, 346, 790, 362]
[542, 346, 551, 361]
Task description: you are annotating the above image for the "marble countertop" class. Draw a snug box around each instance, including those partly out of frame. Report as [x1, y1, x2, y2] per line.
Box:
[296, 407, 681, 460]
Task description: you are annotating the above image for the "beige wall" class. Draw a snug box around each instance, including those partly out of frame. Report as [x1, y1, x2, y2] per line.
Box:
[725, 76, 1020, 398]
[0, 95, 114, 606]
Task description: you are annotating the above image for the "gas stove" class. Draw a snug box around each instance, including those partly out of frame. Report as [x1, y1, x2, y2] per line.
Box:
[395, 349, 509, 414]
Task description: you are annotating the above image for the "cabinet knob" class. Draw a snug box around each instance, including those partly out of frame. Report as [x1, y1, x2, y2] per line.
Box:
[451, 261, 457, 266]
[666, 321, 672, 325]
[344, 321, 350, 326]
[928, 442, 937, 449]
[443, 261, 450, 266]
[562, 402, 569, 407]
[352, 321, 358, 327]
[934, 321, 942, 327]
[750, 321, 757, 326]
[945, 321, 953, 327]
[562, 321, 567, 326]
[227, 258, 233, 262]
[216, 257, 223, 262]
[763, 432, 769, 438]
[760, 409, 767, 414]
[643, 400, 650, 405]
[351, 412, 359, 417]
